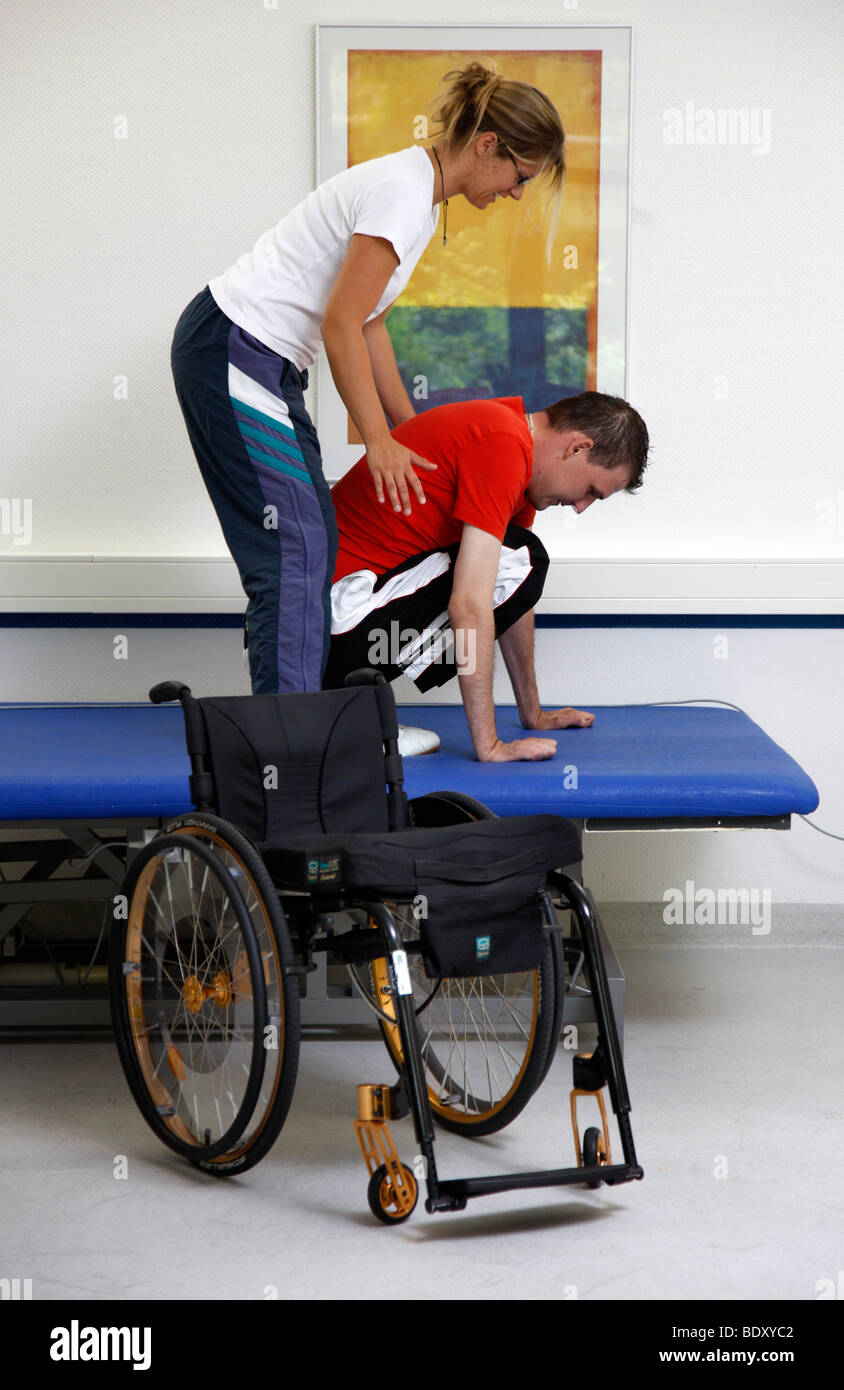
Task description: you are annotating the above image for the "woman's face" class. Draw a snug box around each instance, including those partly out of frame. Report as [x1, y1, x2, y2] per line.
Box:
[462, 138, 540, 209]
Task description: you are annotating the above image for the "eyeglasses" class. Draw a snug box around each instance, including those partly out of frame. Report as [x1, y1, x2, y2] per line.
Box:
[499, 141, 533, 187]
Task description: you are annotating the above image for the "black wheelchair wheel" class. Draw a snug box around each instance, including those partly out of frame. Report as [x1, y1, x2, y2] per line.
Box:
[110, 816, 299, 1174]
[367, 1163, 418, 1225]
[371, 924, 562, 1137]
[110, 832, 267, 1161]
[368, 791, 565, 1137]
[582, 1126, 606, 1188]
[156, 814, 300, 1175]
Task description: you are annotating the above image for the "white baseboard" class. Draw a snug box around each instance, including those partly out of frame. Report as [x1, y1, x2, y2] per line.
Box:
[0, 556, 842, 615]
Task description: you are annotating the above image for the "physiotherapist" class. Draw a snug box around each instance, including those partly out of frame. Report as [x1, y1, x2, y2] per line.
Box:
[170, 62, 565, 696]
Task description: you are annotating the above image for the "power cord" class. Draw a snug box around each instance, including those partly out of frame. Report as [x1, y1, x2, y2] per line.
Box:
[2, 839, 129, 985]
[66, 841, 129, 983]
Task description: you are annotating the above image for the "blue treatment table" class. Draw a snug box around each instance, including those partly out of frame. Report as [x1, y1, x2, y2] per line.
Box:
[397, 705, 820, 829]
[0, 701, 819, 1029]
[0, 701, 819, 825]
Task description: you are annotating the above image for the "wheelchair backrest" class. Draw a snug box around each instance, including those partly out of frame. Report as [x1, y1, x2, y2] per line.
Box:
[193, 685, 397, 844]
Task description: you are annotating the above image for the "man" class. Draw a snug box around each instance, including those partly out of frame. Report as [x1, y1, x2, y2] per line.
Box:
[325, 391, 649, 760]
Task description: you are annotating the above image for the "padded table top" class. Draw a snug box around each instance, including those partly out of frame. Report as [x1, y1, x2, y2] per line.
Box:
[397, 704, 819, 822]
[0, 701, 819, 823]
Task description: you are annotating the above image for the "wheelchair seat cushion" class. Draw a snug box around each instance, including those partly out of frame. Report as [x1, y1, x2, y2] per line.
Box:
[259, 813, 580, 895]
[260, 814, 580, 978]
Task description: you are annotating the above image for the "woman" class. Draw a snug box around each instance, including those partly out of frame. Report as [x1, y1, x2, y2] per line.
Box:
[171, 62, 565, 700]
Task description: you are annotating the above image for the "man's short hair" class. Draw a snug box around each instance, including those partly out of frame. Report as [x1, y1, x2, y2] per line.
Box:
[543, 391, 650, 491]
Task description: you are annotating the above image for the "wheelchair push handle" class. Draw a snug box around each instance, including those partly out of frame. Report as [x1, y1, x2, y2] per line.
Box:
[149, 680, 192, 705]
[343, 668, 386, 687]
[147, 680, 212, 807]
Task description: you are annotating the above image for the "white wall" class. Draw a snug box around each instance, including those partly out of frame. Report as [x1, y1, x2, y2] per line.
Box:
[1, 0, 843, 571]
[1, 0, 842, 907]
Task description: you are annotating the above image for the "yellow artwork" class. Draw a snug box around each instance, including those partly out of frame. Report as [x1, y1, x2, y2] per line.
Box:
[348, 48, 601, 319]
[343, 47, 602, 442]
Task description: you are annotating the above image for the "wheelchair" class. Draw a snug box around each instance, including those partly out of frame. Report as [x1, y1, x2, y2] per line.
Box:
[109, 671, 643, 1222]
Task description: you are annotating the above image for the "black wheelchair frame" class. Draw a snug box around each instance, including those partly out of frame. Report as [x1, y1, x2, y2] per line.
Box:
[109, 672, 642, 1223]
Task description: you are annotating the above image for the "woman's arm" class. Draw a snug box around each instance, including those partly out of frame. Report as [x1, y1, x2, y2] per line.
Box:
[362, 311, 416, 428]
[321, 234, 435, 515]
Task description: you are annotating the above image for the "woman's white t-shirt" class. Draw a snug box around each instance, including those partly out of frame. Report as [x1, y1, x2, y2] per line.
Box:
[208, 145, 439, 372]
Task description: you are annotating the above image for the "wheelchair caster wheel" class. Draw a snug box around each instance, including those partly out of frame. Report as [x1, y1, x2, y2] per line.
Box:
[367, 1163, 418, 1224]
[582, 1126, 607, 1188]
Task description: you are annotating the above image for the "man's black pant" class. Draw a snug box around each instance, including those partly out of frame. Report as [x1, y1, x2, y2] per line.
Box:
[324, 524, 549, 692]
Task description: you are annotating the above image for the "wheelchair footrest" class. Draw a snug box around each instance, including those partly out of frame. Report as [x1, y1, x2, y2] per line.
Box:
[430, 1163, 644, 1205]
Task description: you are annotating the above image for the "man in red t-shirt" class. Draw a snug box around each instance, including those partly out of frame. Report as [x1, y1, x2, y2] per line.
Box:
[325, 391, 649, 762]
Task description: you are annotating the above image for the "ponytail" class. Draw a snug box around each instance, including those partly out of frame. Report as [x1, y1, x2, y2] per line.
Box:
[429, 61, 566, 262]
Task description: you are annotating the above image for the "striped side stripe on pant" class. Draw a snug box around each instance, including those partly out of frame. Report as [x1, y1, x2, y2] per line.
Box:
[171, 286, 337, 694]
[324, 525, 549, 692]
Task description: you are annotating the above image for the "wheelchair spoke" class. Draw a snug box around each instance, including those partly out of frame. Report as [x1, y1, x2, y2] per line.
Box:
[371, 899, 551, 1131]
[122, 842, 267, 1148]
[113, 814, 299, 1174]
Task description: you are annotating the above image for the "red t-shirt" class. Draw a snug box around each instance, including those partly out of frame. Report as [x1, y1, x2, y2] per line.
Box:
[331, 396, 536, 581]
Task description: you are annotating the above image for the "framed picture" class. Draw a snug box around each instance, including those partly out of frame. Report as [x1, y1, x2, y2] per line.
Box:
[316, 24, 632, 482]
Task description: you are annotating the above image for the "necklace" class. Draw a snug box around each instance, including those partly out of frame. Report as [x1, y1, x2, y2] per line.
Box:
[525, 405, 534, 437]
[431, 145, 448, 247]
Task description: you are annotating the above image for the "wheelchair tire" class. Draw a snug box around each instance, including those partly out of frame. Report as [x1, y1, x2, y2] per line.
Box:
[367, 1163, 418, 1224]
[159, 814, 300, 1176]
[582, 1126, 606, 1188]
[372, 791, 565, 1137]
[110, 816, 299, 1175]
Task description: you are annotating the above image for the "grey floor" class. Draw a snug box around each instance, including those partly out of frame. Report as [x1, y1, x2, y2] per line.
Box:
[2, 939, 842, 1302]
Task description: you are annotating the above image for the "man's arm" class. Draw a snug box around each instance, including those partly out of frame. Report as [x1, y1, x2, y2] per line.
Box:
[498, 609, 542, 726]
[498, 609, 595, 731]
[448, 526, 558, 762]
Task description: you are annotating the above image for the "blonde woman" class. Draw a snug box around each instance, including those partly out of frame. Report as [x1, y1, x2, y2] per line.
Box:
[171, 63, 565, 703]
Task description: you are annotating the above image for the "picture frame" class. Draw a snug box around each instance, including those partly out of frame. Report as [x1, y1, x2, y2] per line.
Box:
[315, 23, 633, 483]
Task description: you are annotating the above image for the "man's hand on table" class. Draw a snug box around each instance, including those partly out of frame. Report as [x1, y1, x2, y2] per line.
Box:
[522, 706, 595, 732]
[479, 736, 558, 762]
[476, 709, 594, 762]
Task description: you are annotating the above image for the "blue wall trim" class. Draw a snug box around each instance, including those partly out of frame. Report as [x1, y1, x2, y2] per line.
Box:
[0, 613, 842, 629]
[537, 615, 844, 629]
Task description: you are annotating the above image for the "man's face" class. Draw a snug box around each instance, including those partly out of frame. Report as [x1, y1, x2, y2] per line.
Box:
[526, 441, 631, 513]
